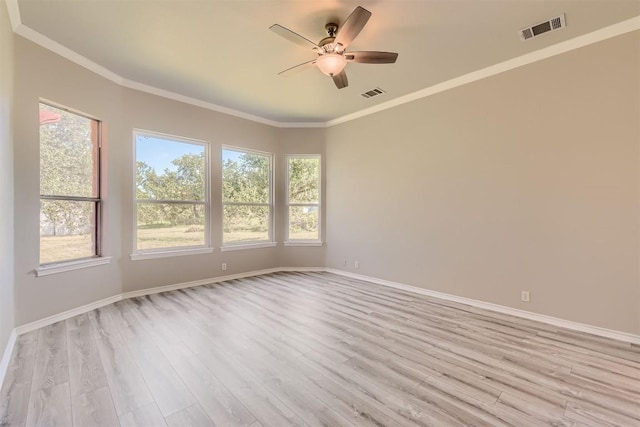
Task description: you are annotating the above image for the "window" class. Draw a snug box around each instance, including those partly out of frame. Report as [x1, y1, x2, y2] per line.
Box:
[286, 155, 321, 243]
[222, 147, 273, 246]
[134, 131, 209, 255]
[39, 102, 102, 265]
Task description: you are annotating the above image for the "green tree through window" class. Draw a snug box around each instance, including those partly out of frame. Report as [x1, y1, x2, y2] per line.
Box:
[222, 148, 272, 245]
[39, 103, 101, 264]
[287, 156, 320, 241]
[134, 132, 209, 252]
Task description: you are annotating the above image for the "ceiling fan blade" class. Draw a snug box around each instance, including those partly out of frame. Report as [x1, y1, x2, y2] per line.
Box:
[345, 51, 398, 64]
[332, 70, 348, 89]
[270, 24, 319, 50]
[334, 6, 372, 50]
[278, 59, 317, 77]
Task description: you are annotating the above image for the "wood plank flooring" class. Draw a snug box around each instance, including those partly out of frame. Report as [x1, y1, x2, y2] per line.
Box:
[1, 271, 639, 426]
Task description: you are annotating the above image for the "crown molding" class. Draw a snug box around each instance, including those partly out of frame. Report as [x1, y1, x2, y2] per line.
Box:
[120, 78, 287, 128]
[13, 24, 124, 85]
[6, 0, 639, 129]
[5, 0, 19, 31]
[327, 16, 640, 127]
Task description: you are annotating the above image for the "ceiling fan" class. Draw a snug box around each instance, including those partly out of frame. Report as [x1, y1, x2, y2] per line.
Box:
[270, 6, 398, 89]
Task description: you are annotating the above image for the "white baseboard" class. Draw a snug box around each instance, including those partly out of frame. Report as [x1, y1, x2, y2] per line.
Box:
[13, 267, 325, 336]
[14, 295, 123, 336]
[8, 265, 640, 348]
[2, 265, 639, 394]
[120, 268, 323, 300]
[325, 268, 640, 345]
[0, 329, 17, 390]
[121, 268, 281, 299]
[276, 266, 326, 273]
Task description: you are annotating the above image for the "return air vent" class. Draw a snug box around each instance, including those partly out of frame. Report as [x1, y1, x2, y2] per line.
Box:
[361, 87, 386, 99]
[519, 14, 566, 41]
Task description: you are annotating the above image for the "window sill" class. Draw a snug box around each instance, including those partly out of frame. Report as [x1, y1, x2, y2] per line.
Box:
[36, 257, 112, 277]
[221, 242, 277, 252]
[131, 247, 213, 261]
[284, 241, 324, 247]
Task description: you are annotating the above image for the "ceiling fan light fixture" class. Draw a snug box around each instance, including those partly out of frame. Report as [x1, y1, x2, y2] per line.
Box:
[271, 6, 396, 89]
[316, 53, 347, 76]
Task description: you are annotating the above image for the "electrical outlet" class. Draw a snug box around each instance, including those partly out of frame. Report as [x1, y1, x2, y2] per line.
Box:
[354, 261, 359, 269]
[521, 291, 530, 302]
[222, 263, 227, 271]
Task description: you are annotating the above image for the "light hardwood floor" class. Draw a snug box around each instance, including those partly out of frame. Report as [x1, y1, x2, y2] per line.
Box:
[1, 271, 639, 426]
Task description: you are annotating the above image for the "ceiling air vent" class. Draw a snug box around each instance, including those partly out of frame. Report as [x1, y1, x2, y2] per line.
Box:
[519, 13, 566, 41]
[361, 87, 386, 99]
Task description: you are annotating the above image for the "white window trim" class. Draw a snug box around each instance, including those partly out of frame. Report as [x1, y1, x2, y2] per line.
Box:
[221, 146, 274, 247]
[283, 241, 323, 247]
[220, 242, 278, 252]
[132, 129, 211, 256]
[131, 247, 214, 261]
[36, 257, 112, 277]
[285, 154, 322, 244]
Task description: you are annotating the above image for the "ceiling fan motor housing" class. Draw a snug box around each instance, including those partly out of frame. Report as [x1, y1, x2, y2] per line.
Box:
[318, 23, 340, 53]
[325, 23, 338, 37]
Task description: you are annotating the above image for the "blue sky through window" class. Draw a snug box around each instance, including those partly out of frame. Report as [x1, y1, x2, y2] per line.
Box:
[136, 134, 204, 174]
[222, 148, 244, 163]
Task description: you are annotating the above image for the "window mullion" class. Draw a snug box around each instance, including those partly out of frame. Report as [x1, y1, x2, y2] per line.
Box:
[40, 195, 101, 202]
[136, 199, 205, 205]
[222, 202, 270, 207]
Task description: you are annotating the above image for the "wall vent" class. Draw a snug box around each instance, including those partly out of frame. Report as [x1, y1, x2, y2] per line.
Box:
[361, 87, 386, 99]
[519, 14, 566, 41]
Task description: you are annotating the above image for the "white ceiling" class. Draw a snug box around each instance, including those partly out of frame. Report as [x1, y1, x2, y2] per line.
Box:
[12, 0, 640, 125]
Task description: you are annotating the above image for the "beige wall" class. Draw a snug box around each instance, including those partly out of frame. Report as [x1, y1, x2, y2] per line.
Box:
[13, 37, 125, 325]
[326, 31, 640, 334]
[119, 99, 328, 291]
[119, 89, 284, 292]
[0, 1, 15, 353]
[6, 25, 640, 337]
[276, 128, 327, 267]
[12, 37, 325, 324]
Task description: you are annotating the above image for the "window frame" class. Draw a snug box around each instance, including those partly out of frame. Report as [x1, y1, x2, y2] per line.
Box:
[132, 129, 212, 260]
[285, 154, 322, 246]
[221, 145, 275, 250]
[37, 100, 106, 272]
